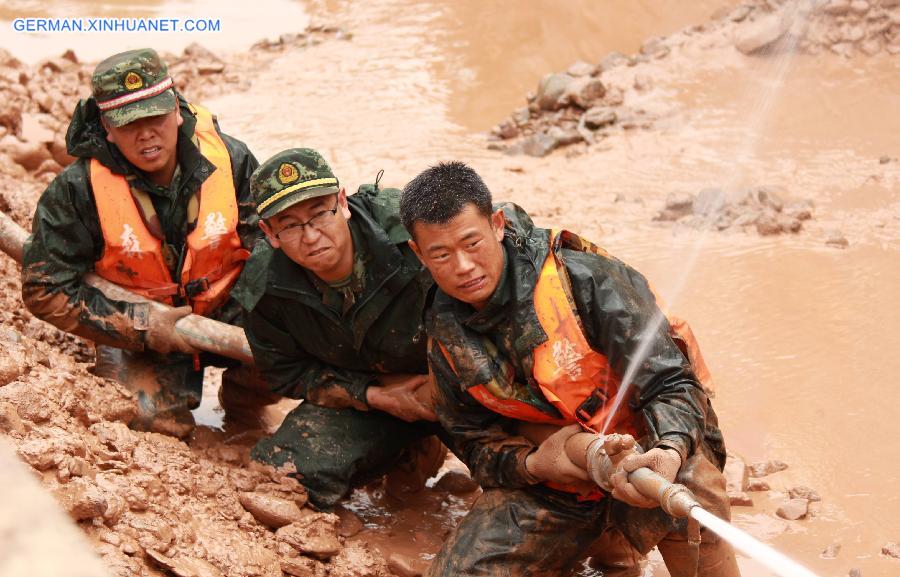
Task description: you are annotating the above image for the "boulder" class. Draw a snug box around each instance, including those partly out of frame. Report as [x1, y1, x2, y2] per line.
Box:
[536, 73, 574, 111]
[776, 498, 809, 520]
[734, 11, 792, 54]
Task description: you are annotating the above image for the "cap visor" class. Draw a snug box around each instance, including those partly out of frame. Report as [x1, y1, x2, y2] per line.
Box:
[103, 88, 177, 128]
[259, 186, 340, 219]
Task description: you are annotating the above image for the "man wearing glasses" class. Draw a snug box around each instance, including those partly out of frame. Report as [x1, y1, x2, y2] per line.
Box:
[232, 148, 446, 510]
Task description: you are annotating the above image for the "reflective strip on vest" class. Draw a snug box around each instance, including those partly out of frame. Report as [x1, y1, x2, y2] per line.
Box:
[92, 103, 248, 316]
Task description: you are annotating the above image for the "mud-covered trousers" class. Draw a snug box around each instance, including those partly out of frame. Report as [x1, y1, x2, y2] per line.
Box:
[427, 452, 741, 577]
[251, 402, 448, 510]
[93, 345, 276, 438]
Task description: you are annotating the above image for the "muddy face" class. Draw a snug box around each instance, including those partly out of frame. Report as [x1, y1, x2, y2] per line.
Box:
[103, 110, 182, 186]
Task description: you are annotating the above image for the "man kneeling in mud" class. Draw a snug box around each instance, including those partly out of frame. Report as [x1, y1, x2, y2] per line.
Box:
[399, 161, 741, 577]
[231, 148, 448, 510]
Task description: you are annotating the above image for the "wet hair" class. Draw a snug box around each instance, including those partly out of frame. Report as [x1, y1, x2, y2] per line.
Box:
[400, 161, 493, 236]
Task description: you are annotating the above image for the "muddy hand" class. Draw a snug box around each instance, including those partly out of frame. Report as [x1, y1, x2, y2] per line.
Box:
[525, 424, 593, 488]
[611, 444, 683, 509]
[144, 305, 199, 355]
[367, 373, 438, 422]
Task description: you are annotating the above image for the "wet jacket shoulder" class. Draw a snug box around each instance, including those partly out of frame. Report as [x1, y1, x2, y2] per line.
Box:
[234, 185, 434, 410]
[21, 94, 260, 349]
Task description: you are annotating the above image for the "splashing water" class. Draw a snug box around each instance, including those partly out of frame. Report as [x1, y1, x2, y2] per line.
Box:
[691, 507, 821, 577]
[600, 0, 816, 435]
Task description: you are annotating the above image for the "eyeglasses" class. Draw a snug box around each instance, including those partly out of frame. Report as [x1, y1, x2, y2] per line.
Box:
[274, 200, 340, 241]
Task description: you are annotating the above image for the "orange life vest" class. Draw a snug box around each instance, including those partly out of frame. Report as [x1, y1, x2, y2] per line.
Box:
[91, 104, 249, 317]
[436, 229, 713, 498]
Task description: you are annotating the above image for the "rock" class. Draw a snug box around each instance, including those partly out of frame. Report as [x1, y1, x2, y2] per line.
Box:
[3, 136, 52, 172]
[239, 492, 304, 528]
[821, 543, 841, 559]
[599, 52, 628, 71]
[582, 107, 617, 130]
[849, 0, 870, 14]
[53, 479, 108, 521]
[776, 498, 809, 520]
[146, 550, 225, 577]
[547, 126, 583, 147]
[748, 460, 789, 477]
[20, 113, 56, 144]
[493, 120, 519, 140]
[519, 132, 560, 157]
[849, 569, 861, 577]
[724, 454, 750, 496]
[784, 200, 813, 221]
[859, 37, 883, 55]
[603, 86, 625, 106]
[90, 421, 137, 455]
[196, 61, 226, 75]
[511, 107, 530, 126]
[881, 542, 900, 559]
[880, 156, 894, 164]
[633, 74, 653, 92]
[387, 552, 423, 577]
[276, 513, 342, 560]
[734, 11, 791, 54]
[825, 230, 849, 249]
[823, 0, 851, 15]
[843, 25, 866, 43]
[49, 140, 76, 168]
[566, 60, 595, 77]
[0, 401, 25, 434]
[788, 485, 822, 502]
[536, 73, 574, 111]
[756, 213, 782, 236]
[434, 471, 480, 494]
[730, 5, 753, 22]
[748, 478, 770, 492]
[559, 77, 606, 109]
[281, 556, 327, 577]
[730, 492, 754, 507]
[328, 542, 390, 577]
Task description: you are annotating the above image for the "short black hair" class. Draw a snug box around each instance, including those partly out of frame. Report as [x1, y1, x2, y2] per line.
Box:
[400, 161, 493, 235]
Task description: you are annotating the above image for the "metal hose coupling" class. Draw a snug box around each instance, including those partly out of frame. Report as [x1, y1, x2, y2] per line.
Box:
[627, 467, 701, 519]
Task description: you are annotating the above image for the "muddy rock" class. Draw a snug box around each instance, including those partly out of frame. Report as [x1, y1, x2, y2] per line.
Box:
[723, 453, 749, 493]
[559, 76, 606, 109]
[281, 556, 327, 577]
[276, 513, 342, 560]
[128, 514, 176, 552]
[748, 478, 771, 492]
[0, 400, 25, 434]
[730, 492, 754, 507]
[433, 471, 480, 495]
[239, 491, 305, 528]
[3, 136, 52, 172]
[147, 549, 225, 577]
[881, 542, 900, 559]
[823, 0, 852, 15]
[54, 478, 109, 521]
[821, 543, 842, 559]
[328, 542, 391, 577]
[734, 10, 792, 54]
[518, 132, 561, 157]
[335, 507, 365, 538]
[492, 119, 519, 140]
[566, 60, 596, 77]
[387, 552, 423, 577]
[825, 230, 850, 249]
[536, 73, 574, 111]
[849, 569, 862, 577]
[748, 459, 789, 477]
[776, 498, 809, 520]
[582, 106, 618, 130]
[788, 485, 822, 502]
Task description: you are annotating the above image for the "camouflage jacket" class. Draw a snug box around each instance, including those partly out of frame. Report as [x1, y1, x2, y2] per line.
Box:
[232, 186, 434, 409]
[21, 93, 260, 350]
[427, 204, 726, 490]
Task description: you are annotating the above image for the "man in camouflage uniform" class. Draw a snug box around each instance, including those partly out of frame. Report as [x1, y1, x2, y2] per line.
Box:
[232, 148, 447, 510]
[22, 49, 274, 438]
[399, 161, 740, 577]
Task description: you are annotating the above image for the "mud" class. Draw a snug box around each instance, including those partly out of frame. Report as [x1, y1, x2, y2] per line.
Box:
[1, 0, 898, 576]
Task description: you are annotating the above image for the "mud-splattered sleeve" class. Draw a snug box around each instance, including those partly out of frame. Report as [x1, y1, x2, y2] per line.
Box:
[243, 299, 374, 410]
[219, 131, 262, 251]
[565, 249, 708, 462]
[21, 163, 147, 349]
[428, 338, 539, 489]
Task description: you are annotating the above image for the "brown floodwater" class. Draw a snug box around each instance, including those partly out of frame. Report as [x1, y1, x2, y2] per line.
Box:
[6, 0, 900, 575]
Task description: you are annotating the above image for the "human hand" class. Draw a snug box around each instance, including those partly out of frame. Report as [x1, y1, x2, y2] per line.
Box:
[144, 305, 198, 355]
[366, 373, 437, 422]
[609, 436, 682, 508]
[524, 424, 592, 488]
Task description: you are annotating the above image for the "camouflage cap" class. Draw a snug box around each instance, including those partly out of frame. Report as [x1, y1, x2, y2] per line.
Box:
[251, 148, 340, 219]
[92, 48, 177, 128]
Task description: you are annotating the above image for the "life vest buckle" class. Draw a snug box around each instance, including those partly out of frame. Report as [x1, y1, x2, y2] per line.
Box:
[183, 277, 210, 298]
[576, 388, 609, 422]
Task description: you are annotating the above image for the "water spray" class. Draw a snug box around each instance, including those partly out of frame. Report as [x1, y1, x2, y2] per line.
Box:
[569, 433, 822, 577]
